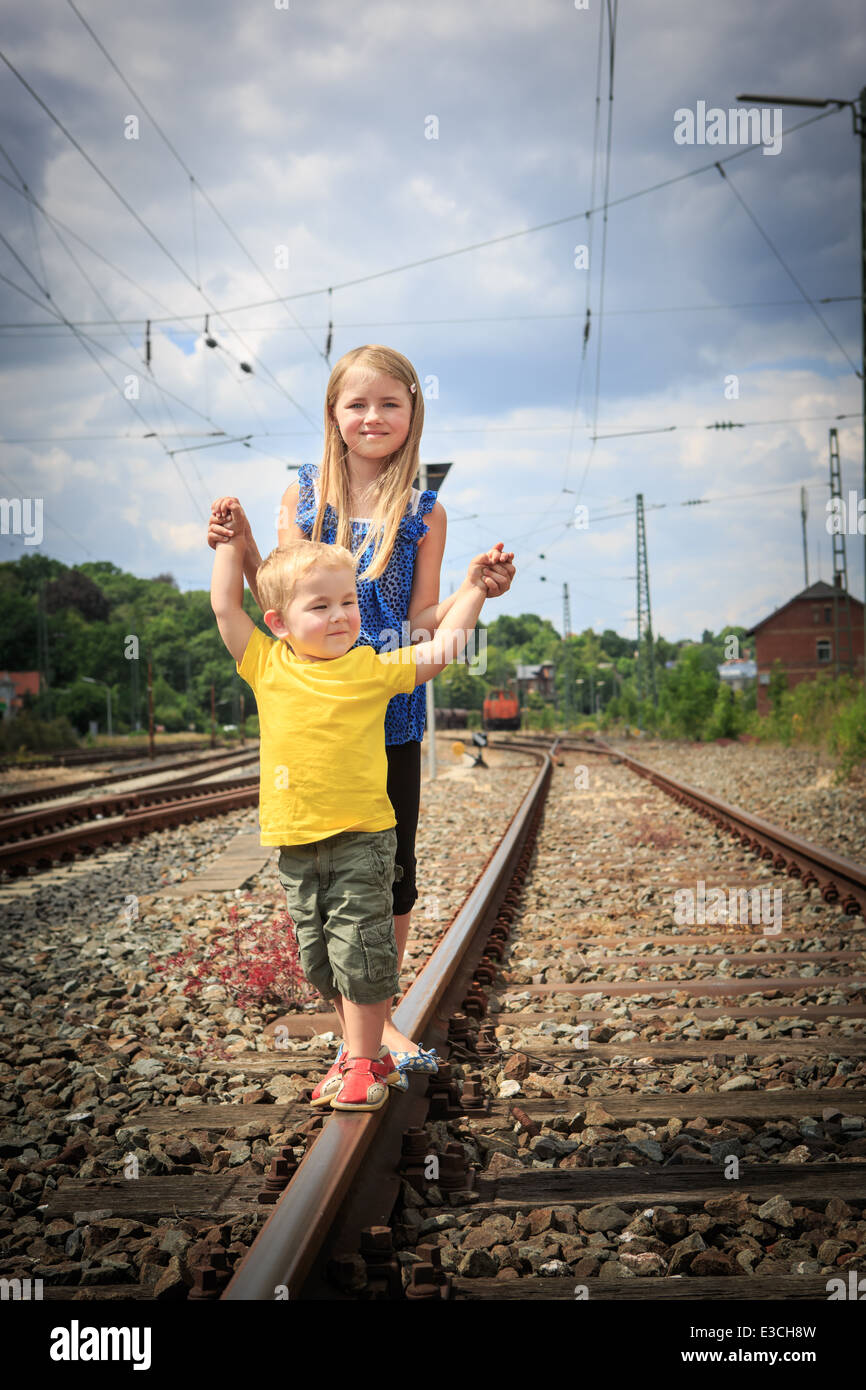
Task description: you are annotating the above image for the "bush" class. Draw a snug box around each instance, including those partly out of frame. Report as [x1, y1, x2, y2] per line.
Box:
[703, 684, 747, 741]
[0, 713, 79, 756]
[828, 688, 866, 782]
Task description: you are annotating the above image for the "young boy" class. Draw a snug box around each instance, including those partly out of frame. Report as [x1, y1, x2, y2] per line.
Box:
[210, 506, 513, 1112]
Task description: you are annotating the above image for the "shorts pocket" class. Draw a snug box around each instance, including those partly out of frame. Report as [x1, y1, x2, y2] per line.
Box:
[357, 919, 398, 983]
[367, 841, 395, 890]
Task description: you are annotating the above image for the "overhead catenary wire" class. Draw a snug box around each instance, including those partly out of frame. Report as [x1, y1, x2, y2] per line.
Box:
[0, 108, 841, 330]
[714, 162, 860, 379]
[2, 409, 861, 447]
[0, 256, 209, 521]
[64, 0, 331, 374]
[0, 295, 857, 334]
[0, 45, 321, 434]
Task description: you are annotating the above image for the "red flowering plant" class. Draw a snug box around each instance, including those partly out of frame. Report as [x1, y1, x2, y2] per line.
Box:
[149, 902, 316, 1018]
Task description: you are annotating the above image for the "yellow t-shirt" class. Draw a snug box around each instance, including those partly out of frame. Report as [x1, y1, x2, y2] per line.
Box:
[237, 626, 418, 846]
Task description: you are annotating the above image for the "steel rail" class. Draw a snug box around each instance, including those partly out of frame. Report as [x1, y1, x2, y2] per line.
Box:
[0, 779, 260, 873]
[508, 733, 866, 916]
[0, 747, 256, 813]
[0, 766, 260, 844]
[596, 740, 866, 916]
[222, 743, 554, 1301]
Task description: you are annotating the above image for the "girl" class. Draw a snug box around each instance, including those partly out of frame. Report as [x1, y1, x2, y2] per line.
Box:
[208, 343, 515, 1074]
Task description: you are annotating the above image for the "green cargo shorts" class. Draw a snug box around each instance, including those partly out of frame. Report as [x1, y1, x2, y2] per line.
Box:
[276, 827, 402, 1005]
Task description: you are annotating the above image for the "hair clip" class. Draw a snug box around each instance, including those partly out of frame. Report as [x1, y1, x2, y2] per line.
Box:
[410, 382, 416, 393]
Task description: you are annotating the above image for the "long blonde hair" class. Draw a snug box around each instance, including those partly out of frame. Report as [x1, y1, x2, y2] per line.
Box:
[309, 344, 425, 582]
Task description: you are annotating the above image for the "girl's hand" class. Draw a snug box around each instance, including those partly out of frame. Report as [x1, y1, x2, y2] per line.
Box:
[208, 495, 250, 549]
[467, 542, 515, 595]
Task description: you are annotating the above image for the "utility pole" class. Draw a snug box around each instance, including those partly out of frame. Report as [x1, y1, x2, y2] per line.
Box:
[210, 682, 216, 748]
[829, 427, 855, 675]
[416, 461, 452, 782]
[36, 580, 52, 716]
[635, 493, 658, 708]
[800, 486, 809, 588]
[562, 583, 573, 727]
[147, 659, 154, 760]
[738, 88, 866, 683]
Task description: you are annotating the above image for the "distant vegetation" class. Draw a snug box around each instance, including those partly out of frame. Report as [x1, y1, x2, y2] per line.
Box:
[0, 556, 862, 777]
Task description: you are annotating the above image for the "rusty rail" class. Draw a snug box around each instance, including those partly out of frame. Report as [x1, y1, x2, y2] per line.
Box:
[222, 741, 554, 1300]
[596, 741, 866, 918]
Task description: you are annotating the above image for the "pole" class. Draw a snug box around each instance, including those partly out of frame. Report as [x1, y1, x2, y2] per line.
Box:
[210, 682, 216, 749]
[147, 659, 154, 760]
[420, 460, 437, 783]
[859, 86, 866, 683]
[240, 691, 245, 746]
[106, 685, 112, 738]
[800, 485, 809, 587]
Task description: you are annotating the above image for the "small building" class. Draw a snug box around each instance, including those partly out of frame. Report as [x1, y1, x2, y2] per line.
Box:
[515, 662, 555, 698]
[746, 581, 865, 716]
[0, 671, 40, 720]
[717, 658, 757, 692]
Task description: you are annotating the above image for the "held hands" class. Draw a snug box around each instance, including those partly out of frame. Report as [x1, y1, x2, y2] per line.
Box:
[466, 542, 515, 597]
[208, 496, 250, 549]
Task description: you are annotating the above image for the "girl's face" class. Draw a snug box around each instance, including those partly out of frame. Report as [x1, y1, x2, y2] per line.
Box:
[330, 369, 413, 464]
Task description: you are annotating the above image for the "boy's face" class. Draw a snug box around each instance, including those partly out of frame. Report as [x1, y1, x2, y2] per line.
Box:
[266, 565, 361, 662]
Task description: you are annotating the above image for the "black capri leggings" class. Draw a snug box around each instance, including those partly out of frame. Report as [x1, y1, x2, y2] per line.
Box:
[385, 739, 421, 916]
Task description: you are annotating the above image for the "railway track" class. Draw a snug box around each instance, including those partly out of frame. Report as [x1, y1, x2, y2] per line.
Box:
[0, 751, 260, 874]
[0, 746, 255, 814]
[25, 735, 864, 1311]
[0, 741, 216, 773]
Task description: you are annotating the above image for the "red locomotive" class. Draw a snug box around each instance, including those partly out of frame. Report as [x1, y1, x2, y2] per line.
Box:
[482, 686, 521, 731]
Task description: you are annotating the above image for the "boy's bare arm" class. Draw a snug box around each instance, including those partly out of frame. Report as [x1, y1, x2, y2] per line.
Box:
[211, 530, 255, 664]
[411, 576, 488, 686]
[410, 540, 515, 640]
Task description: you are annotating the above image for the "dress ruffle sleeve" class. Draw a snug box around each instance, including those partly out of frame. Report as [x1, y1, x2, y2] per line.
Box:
[403, 488, 437, 544]
[294, 463, 320, 536]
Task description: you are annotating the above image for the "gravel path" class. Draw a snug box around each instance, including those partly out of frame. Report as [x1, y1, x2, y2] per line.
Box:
[607, 739, 866, 864]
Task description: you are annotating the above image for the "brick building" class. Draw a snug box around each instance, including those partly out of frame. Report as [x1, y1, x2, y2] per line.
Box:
[746, 581, 865, 715]
[0, 671, 40, 720]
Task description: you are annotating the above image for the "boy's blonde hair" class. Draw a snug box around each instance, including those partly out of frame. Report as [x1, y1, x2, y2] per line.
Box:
[256, 540, 357, 618]
[310, 344, 425, 583]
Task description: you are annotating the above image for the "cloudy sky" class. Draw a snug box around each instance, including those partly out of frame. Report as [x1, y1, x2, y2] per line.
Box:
[1, 0, 863, 646]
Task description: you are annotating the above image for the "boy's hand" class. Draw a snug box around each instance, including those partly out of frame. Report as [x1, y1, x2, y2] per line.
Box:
[467, 542, 515, 597]
[208, 496, 250, 549]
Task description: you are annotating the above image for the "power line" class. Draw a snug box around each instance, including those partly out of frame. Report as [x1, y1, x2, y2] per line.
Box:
[0, 259, 209, 520]
[64, 0, 329, 373]
[0, 45, 321, 432]
[0, 463, 96, 559]
[3, 408, 860, 447]
[0, 107, 840, 331]
[2, 295, 857, 333]
[714, 162, 860, 378]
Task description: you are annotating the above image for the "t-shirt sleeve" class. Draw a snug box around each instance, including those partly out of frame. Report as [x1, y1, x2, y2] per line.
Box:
[375, 645, 418, 696]
[237, 625, 273, 692]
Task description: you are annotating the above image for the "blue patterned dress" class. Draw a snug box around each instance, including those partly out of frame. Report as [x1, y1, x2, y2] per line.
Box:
[294, 462, 437, 746]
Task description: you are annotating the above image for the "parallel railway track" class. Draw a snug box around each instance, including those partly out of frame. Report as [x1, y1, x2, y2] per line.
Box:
[0, 751, 260, 874]
[29, 735, 865, 1304]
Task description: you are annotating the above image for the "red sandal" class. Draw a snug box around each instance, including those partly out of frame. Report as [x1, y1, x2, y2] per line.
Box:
[330, 1056, 391, 1111]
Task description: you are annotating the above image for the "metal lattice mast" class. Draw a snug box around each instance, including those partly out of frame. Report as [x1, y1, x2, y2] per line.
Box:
[829, 428, 855, 676]
[562, 583, 573, 725]
[635, 494, 658, 706]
